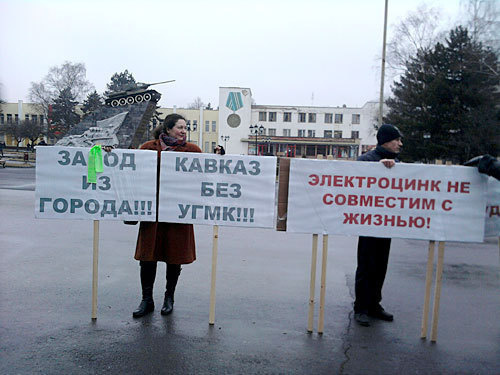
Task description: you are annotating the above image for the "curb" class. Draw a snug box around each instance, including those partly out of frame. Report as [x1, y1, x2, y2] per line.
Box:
[2, 162, 35, 168]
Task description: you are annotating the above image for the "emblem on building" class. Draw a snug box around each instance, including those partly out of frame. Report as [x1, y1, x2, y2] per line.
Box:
[226, 92, 243, 112]
[226, 92, 243, 128]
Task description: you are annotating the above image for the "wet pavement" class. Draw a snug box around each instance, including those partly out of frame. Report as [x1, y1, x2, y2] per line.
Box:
[0, 169, 499, 374]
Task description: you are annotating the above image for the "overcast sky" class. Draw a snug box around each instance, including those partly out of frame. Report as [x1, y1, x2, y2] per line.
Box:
[1, 0, 462, 108]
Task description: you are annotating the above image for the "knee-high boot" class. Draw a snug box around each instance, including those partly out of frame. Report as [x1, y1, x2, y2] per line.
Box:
[161, 264, 181, 315]
[133, 261, 157, 318]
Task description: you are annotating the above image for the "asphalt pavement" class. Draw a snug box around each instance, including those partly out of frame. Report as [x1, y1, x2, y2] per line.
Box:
[0, 168, 499, 374]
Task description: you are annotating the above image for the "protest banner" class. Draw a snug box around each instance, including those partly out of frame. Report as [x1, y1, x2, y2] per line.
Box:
[485, 177, 500, 238]
[35, 146, 157, 221]
[158, 152, 277, 228]
[287, 159, 487, 242]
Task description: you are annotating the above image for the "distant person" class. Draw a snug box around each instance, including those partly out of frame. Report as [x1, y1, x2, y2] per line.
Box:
[132, 114, 202, 318]
[37, 140, 47, 146]
[214, 145, 225, 155]
[354, 124, 403, 327]
[0, 141, 5, 156]
[465, 154, 500, 181]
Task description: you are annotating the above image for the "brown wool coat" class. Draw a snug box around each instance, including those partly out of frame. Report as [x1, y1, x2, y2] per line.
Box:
[134, 139, 202, 264]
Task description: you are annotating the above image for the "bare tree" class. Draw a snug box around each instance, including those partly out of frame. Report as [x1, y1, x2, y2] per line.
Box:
[386, 4, 446, 78]
[4, 120, 26, 151]
[460, 0, 500, 55]
[386, 1, 499, 81]
[187, 97, 205, 109]
[0, 83, 5, 107]
[29, 61, 94, 121]
[21, 119, 44, 151]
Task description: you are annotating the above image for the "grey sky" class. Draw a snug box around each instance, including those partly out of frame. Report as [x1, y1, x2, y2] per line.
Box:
[1, 0, 460, 108]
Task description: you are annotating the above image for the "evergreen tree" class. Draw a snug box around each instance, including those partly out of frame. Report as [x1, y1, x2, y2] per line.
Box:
[50, 87, 80, 139]
[82, 90, 103, 119]
[385, 26, 499, 163]
[105, 70, 137, 95]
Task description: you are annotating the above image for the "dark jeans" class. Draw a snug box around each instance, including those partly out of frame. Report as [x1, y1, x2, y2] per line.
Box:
[354, 236, 391, 313]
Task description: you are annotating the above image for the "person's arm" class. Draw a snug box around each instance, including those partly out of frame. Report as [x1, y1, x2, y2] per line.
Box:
[464, 154, 500, 181]
[380, 159, 395, 169]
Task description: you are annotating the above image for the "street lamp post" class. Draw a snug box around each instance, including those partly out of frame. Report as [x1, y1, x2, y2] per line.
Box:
[264, 137, 271, 155]
[220, 135, 230, 150]
[249, 125, 265, 155]
[187, 122, 197, 142]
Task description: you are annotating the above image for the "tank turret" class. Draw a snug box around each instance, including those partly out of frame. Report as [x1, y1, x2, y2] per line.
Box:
[105, 80, 175, 107]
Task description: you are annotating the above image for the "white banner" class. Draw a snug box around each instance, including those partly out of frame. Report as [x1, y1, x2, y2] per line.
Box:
[158, 152, 277, 228]
[485, 177, 500, 238]
[35, 146, 157, 221]
[287, 159, 487, 242]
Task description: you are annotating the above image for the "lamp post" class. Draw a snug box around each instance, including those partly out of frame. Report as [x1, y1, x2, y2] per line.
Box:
[263, 137, 271, 155]
[187, 122, 197, 142]
[220, 135, 230, 150]
[249, 125, 265, 155]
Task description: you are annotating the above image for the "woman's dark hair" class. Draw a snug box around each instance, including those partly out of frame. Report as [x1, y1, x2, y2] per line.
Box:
[153, 113, 186, 139]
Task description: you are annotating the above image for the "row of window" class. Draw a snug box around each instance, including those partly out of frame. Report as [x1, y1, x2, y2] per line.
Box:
[204, 141, 218, 153]
[259, 111, 360, 124]
[264, 129, 359, 139]
[184, 120, 217, 133]
[0, 113, 44, 125]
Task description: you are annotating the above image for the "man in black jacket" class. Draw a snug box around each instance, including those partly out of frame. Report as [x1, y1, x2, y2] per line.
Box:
[354, 124, 403, 327]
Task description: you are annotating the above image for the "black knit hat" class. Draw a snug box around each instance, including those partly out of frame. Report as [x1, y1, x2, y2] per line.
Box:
[377, 124, 403, 145]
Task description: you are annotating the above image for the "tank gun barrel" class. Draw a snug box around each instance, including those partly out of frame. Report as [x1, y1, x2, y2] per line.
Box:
[138, 80, 176, 87]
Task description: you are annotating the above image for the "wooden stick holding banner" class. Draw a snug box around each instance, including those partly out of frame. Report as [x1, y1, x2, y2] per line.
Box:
[91, 220, 99, 320]
[317, 235, 329, 334]
[316, 154, 333, 334]
[276, 157, 324, 333]
[307, 234, 318, 333]
[430, 241, 445, 342]
[420, 240, 435, 338]
[209, 225, 219, 325]
[276, 157, 290, 232]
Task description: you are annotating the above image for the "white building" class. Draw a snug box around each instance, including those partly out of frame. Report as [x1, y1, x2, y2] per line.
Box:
[218, 87, 381, 158]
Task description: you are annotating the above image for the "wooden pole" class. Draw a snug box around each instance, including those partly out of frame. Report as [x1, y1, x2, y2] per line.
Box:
[430, 241, 445, 342]
[317, 235, 328, 334]
[420, 240, 435, 339]
[307, 234, 319, 333]
[209, 225, 219, 325]
[91, 220, 99, 320]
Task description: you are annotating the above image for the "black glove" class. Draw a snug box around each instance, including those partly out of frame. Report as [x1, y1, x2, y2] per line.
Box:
[465, 155, 500, 181]
[478, 155, 500, 180]
[464, 155, 483, 167]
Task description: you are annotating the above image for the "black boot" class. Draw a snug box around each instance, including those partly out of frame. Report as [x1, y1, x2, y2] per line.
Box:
[161, 264, 181, 315]
[133, 261, 157, 318]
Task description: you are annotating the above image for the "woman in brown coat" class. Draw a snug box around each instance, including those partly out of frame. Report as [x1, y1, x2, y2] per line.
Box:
[133, 113, 202, 318]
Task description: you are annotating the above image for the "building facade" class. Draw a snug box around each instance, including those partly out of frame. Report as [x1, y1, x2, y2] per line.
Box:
[0, 101, 47, 146]
[218, 87, 380, 158]
[156, 107, 219, 153]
